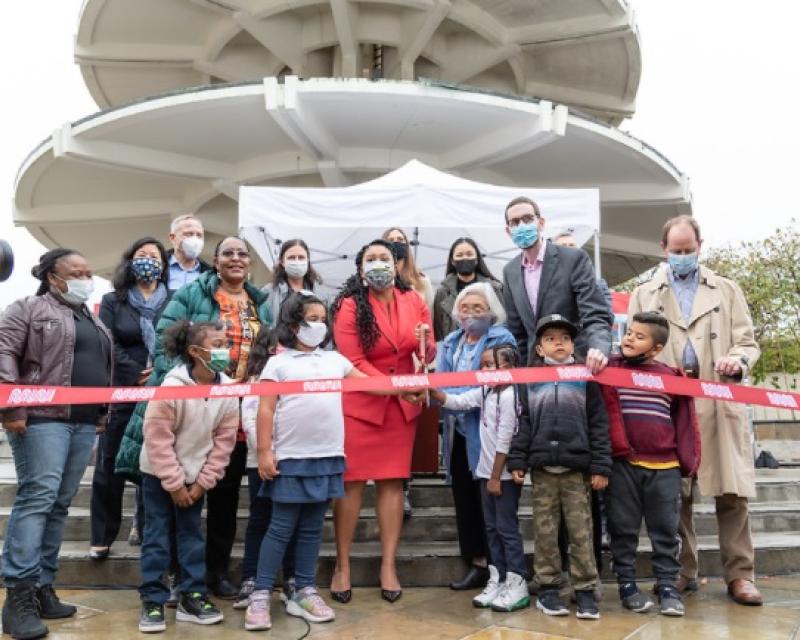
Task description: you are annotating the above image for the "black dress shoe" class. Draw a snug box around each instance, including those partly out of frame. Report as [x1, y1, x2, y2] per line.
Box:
[37, 584, 77, 619]
[381, 589, 402, 603]
[449, 566, 490, 591]
[208, 576, 239, 600]
[330, 589, 352, 604]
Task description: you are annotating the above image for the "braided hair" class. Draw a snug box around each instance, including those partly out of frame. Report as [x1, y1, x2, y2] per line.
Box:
[331, 239, 412, 352]
[480, 343, 522, 434]
[31, 248, 81, 296]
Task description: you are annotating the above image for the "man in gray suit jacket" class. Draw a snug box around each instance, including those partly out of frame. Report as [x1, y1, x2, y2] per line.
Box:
[501, 197, 613, 373]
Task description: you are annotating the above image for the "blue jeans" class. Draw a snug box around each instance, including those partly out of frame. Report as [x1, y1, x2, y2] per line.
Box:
[480, 479, 526, 580]
[255, 500, 328, 591]
[2, 421, 96, 585]
[139, 474, 205, 604]
[242, 468, 296, 581]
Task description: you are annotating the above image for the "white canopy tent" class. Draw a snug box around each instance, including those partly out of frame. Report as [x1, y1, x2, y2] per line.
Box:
[240, 160, 600, 294]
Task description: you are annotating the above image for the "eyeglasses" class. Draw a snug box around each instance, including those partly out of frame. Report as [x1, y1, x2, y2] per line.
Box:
[220, 250, 250, 259]
[507, 214, 540, 228]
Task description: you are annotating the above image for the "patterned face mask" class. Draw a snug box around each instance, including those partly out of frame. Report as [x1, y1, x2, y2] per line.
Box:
[130, 257, 163, 283]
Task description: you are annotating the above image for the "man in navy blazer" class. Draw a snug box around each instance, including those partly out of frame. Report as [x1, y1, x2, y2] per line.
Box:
[501, 196, 613, 373]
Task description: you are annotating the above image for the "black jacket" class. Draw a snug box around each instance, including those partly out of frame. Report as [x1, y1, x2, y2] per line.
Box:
[507, 378, 612, 477]
[99, 291, 171, 388]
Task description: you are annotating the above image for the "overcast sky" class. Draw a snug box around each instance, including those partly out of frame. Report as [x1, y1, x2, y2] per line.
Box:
[1, 0, 799, 305]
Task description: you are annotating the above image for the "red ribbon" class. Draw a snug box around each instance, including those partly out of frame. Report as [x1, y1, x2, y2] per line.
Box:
[0, 366, 798, 411]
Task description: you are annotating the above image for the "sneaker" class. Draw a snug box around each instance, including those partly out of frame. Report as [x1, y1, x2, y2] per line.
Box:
[279, 576, 297, 604]
[536, 588, 569, 616]
[165, 574, 179, 608]
[656, 585, 685, 617]
[139, 601, 166, 633]
[176, 592, 224, 625]
[473, 566, 504, 608]
[286, 586, 336, 623]
[619, 582, 654, 613]
[575, 589, 600, 620]
[234, 578, 256, 610]
[490, 572, 530, 612]
[245, 590, 272, 631]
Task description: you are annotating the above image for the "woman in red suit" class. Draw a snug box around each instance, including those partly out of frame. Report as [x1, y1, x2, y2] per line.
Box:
[330, 239, 436, 603]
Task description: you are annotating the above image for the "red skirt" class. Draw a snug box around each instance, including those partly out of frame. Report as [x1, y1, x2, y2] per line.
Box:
[343, 399, 416, 482]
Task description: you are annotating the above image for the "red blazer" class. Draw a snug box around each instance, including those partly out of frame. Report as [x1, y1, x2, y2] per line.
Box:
[333, 288, 436, 426]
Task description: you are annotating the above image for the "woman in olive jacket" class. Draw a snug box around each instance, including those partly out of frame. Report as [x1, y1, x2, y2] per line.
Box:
[433, 237, 503, 341]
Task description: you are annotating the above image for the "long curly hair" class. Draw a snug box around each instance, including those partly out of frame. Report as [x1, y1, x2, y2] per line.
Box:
[331, 239, 411, 352]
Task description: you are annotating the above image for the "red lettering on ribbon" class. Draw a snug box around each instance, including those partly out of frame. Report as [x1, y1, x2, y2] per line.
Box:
[557, 366, 591, 381]
[302, 380, 342, 392]
[475, 370, 514, 385]
[8, 388, 56, 405]
[631, 372, 665, 391]
[767, 392, 799, 409]
[390, 375, 430, 389]
[700, 382, 735, 400]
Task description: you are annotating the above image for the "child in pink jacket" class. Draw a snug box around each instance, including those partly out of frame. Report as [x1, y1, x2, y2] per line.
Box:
[137, 320, 239, 634]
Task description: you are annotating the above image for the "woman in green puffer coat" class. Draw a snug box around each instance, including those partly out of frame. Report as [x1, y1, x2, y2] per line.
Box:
[115, 237, 272, 596]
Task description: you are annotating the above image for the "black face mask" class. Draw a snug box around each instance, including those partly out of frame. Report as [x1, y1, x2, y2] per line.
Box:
[622, 352, 650, 366]
[453, 258, 477, 276]
[391, 242, 408, 262]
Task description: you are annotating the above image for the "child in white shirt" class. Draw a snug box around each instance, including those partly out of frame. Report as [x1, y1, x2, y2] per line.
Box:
[430, 343, 528, 612]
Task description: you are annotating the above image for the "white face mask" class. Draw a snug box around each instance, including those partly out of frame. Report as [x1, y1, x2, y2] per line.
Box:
[180, 236, 204, 260]
[285, 260, 309, 279]
[54, 276, 94, 305]
[296, 321, 328, 348]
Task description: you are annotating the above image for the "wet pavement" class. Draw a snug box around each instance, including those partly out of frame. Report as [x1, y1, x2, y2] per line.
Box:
[4, 577, 800, 639]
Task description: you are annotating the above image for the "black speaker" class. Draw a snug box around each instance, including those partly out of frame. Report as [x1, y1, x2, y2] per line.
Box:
[0, 239, 14, 282]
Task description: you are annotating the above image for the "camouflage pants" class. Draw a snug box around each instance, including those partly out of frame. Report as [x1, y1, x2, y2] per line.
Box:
[531, 469, 598, 590]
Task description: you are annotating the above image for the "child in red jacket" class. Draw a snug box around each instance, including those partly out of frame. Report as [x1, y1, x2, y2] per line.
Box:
[601, 312, 700, 618]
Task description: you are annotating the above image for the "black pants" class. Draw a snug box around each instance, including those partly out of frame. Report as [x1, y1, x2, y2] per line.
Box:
[90, 410, 144, 547]
[451, 431, 487, 564]
[606, 460, 681, 586]
[205, 440, 247, 580]
[557, 488, 604, 575]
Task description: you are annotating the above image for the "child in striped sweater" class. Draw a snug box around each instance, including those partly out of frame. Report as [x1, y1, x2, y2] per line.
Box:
[600, 311, 700, 618]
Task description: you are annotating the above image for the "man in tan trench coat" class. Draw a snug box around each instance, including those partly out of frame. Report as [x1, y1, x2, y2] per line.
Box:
[628, 215, 762, 606]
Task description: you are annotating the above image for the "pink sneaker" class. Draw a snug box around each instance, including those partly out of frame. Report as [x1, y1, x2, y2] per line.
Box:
[244, 590, 271, 631]
[285, 586, 335, 623]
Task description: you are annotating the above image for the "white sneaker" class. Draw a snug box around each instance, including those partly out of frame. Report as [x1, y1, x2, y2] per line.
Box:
[490, 572, 530, 612]
[472, 566, 503, 608]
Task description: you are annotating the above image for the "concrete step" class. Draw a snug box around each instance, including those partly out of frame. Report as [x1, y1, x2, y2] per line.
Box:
[4, 468, 800, 511]
[6, 499, 799, 545]
[24, 532, 800, 588]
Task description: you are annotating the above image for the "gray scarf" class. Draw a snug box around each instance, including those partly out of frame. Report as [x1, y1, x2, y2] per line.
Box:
[128, 284, 168, 355]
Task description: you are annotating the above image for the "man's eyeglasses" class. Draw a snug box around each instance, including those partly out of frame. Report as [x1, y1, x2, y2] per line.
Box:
[507, 214, 540, 228]
[220, 249, 250, 259]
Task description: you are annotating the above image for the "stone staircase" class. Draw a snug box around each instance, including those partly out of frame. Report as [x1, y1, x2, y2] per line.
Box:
[2, 440, 800, 587]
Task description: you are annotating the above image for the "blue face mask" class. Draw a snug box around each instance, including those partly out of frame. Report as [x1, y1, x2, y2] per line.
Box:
[668, 252, 698, 277]
[510, 223, 539, 249]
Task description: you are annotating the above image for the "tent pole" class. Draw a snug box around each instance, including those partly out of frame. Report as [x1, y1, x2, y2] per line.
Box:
[593, 231, 601, 279]
[412, 227, 420, 260]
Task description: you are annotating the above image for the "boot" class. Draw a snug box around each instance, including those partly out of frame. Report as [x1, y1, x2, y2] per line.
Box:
[2, 583, 49, 640]
[36, 584, 77, 619]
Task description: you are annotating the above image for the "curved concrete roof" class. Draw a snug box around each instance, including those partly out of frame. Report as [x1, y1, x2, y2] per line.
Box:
[14, 79, 687, 285]
[75, 0, 641, 125]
